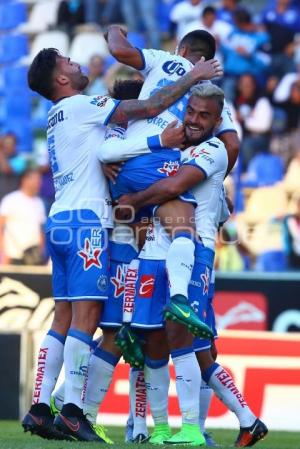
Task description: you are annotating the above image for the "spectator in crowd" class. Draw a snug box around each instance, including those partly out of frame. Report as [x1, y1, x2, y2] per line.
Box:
[273, 56, 300, 103]
[0, 133, 27, 201]
[285, 196, 300, 268]
[233, 73, 273, 170]
[184, 6, 233, 61]
[170, 0, 205, 41]
[57, 0, 85, 36]
[284, 148, 300, 192]
[216, 0, 241, 25]
[0, 169, 46, 265]
[259, 0, 300, 78]
[215, 225, 247, 271]
[220, 7, 270, 102]
[120, 0, 161, 49]
[84, 54, 107, 95]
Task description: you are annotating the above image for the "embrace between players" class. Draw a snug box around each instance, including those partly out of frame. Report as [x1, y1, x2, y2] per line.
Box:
[22, 25, 268, 447]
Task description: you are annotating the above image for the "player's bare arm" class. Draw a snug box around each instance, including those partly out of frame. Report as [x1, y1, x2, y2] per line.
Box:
[117, 165, 205, 215]
[105, 25, 144, 69]
[109, 57, 223, 123]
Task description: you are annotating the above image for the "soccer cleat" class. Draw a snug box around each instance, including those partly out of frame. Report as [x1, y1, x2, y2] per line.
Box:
[203, 431, 219, 447]
[164, 423, 205, 446]
[50, 396, 60, 417]
[22, 403, 71, 440]
[133, 433, 150, 443]
[115, 324, 145, 369]
[125, 418, 134, 442]
[164, 295, 214, 339]
[54, 404, 105, 442]
[93, 424, 114, 444]
[235, 419, 268, 447]
[149, 423, 172, 445]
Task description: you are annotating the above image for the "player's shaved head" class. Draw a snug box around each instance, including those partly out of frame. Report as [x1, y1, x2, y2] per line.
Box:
[28, 48, 60, 100]
[110, 79, 144, 100]
[178, 30, 216, 62]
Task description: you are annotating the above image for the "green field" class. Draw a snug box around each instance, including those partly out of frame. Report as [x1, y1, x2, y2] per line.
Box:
[0, 421, 300, 449]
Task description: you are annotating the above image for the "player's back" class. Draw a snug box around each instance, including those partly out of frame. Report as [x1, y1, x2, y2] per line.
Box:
[47, 94, 118, 228]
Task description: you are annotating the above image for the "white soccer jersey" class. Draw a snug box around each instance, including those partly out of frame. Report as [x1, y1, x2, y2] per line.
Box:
[47, 94, 120, 227]
[122, 49, 236, 152]
[181, 137, 228, 250]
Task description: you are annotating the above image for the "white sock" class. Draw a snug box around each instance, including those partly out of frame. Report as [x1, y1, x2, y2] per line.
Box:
[82, 347, 119, 423]
[144, 358, 170, 425]
[52, 382, 64, 411]
[166, 235, 195, 298]
[32, 330, 65, 406]
[199, 379, 213, 432]
[171, 348, 201, 425]
[204, 363, 256, 428]
[129, 368, 148, 438]
[64, 328, 92, 408]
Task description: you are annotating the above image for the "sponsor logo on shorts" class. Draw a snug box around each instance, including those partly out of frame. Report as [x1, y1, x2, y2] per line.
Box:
[97, 275, 108, 292]
[201, 267, 210, 296]
[77, 229, 103, 271]
[139, 275, 155, 298]
[157, 160, 180, 177]
[111, 264, 127, 298]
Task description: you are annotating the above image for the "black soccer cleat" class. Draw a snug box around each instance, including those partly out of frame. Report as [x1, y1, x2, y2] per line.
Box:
[133, 433, 150, 444]
[235, 418, 268, 447]
[22, 403, 71, 440]
[54, 403, 105, 442]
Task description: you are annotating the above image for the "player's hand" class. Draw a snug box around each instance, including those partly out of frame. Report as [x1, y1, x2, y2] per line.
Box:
[192, 56, 223, 80]
[101, 162, 123, 184]
[114, 194, 139, 222]
[161, 120, 185, 149]
[104, 24, 127, 41]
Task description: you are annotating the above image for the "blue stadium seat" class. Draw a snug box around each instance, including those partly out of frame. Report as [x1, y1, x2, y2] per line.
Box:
[3, 65, 28, 90]
[127, 32, 146, 49]
[0, 2, 27, 30]
[243, 152, 284, 188]
[0, 34, 28, 64]
[256, 250, 287, 272]
[4, 88, 31, 118]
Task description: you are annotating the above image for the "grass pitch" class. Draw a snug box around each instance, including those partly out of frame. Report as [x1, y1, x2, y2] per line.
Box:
[0, 421, 299, 449]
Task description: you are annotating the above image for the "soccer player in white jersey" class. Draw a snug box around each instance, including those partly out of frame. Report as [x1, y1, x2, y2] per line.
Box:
[119, 84, 268, 447]
[100, 26, 236, 340]
[21, 48, 219, 442]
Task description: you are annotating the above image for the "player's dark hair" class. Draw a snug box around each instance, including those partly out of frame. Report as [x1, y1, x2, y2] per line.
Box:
[110, 79, 144, 100]
[234, 7, 251, 24]
[202, 6, 216, 17]
[178, 30, 216, 60]
[28, 48, 60, 100]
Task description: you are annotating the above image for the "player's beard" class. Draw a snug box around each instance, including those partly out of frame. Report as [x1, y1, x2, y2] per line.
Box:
[70, 72, 89, 92]
[184, 124, 215, 146]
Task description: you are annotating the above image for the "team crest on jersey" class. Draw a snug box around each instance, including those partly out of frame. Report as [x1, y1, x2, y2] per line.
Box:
[157, 160, 180, 176]
[200, 267, 210, 296]
[77, 229, 103, 270]
[111, 263, 127, 298]
[90, 95, 108, 107]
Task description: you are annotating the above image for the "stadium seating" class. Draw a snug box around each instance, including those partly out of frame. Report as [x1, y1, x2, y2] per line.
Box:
[69, 32, 108, 65]
[0, 34, 28, 64]
[256, 250, 287, 271]
[26, 30, 69, 63]
[19, 0, 60, 34]
[3, 65, 28, 90]
[0, 1, 27, 31]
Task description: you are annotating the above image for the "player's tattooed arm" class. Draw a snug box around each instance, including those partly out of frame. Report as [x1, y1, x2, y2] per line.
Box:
[116, 165, 205, 218]
[109, 57, 223, 124]
[105, 25, 144, 70]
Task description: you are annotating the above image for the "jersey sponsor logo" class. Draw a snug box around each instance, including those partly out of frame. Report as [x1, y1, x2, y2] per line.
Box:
[90, 95, 108, 107]
[97, 274, 108, 292]
[162, 60, 187, 77]
[200, 267, 210, 296]
[190, 147, 215, 165]
[54, 171, 74, 191]
[77, 233, 102, 271]
[111, 263, 127, 298]
[145, 223, 155, 241]
[157, 160, 180, 176]
[47, 110, 64, 130]
[139, 275, 155, 298]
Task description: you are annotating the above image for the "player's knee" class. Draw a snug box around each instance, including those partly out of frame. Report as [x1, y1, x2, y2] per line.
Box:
[145, 330, 169, 359]
[210, 341, 218, 361]
[72, 301, 102, 334]
[100, 328, 122, 357]
[166, 322, 193, 350]
[51, 301, 72, 335]
[196, 348, 215, 371]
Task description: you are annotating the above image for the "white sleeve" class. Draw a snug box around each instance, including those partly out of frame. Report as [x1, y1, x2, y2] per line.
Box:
[273, 74, 298, 103]
[244, 97, 273, 133]
[138, 48, 167, 76]
[0, 196, 12, 217]
[72, 94, 121, 126]
[215, 98, 238, 136]
[38, 199, 47, 225]
[182, 140, 228, 178]
[98, 127, 151, 163]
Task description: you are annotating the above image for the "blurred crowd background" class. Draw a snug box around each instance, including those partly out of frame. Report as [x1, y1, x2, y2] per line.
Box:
[0, 0, 300, 272]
